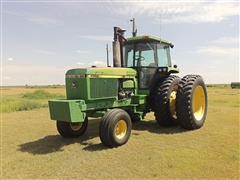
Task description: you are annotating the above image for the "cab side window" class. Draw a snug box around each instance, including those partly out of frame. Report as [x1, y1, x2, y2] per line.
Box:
[157, 44, 169, 67]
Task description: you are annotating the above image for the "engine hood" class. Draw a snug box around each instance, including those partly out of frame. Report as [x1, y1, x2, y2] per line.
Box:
[66, 67, 137, 78]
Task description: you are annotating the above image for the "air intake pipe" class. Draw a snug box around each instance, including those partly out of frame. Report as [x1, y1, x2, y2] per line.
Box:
[112, 27, 126, 67]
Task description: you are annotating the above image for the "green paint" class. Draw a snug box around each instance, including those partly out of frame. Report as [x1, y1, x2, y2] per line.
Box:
[168, 66, 179, 73]
[89, 78, 118, 99]
[66, 67, 136, 77]
[48, 99, 86, 122]
[48, 34, 179, 123]
[49, 96, 147, 123]
[122, 80, 134, 88]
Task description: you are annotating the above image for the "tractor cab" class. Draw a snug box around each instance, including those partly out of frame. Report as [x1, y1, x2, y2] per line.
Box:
[123, 36, 177, 89]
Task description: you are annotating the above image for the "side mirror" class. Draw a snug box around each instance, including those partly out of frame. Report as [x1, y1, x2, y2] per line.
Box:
[173, 64, 178, 68]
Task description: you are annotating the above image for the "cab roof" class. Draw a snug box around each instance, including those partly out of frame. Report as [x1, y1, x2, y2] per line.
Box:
[126, 35, 173, 47]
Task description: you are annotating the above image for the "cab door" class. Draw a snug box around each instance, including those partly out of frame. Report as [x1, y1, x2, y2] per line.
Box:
[134, 42, 158, 89]
[124, 42, 159, 89]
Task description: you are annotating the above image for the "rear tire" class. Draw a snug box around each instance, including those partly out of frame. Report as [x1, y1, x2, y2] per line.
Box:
[56, 117, 88, 138]
[151, 75, 180, 126]
[176, 75, 208, 130]
[99, 109, 132, 147]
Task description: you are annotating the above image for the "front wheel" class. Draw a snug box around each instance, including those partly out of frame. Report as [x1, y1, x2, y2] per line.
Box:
[56, 117, 88, 138]
[99, 109, 132, 147]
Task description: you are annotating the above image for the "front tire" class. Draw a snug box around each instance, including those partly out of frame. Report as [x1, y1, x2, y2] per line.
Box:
[176, 75, 208, 130]
[99, 109, 132, 147]
[56, 117, 88, 138]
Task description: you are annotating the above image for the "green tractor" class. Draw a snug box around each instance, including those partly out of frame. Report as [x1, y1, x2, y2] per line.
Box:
[48, 20, 208, 148]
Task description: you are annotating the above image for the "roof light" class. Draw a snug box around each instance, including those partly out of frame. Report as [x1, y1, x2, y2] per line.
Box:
[143, 36, 149, 40]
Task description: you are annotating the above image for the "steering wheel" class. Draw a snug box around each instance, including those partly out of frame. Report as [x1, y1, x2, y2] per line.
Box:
[134, 55, 145, 66]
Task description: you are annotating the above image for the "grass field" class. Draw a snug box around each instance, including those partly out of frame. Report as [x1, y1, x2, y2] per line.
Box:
[1, 86, 239, 179]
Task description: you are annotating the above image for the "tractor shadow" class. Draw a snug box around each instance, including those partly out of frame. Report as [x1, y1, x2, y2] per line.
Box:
[18, 119, 187, 154]
[132, 120, 187, 135]
[18, 119, 108, 154]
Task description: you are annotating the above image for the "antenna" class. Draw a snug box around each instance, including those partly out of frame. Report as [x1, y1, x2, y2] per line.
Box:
[159, 13, 161, 36]
[130, 18, 137, 37]
[106, 44, 110, 67]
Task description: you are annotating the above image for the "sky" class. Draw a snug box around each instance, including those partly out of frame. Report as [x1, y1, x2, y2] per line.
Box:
[1, 0, 239, 85]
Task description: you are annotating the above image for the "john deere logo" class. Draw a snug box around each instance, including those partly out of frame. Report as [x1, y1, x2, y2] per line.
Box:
[71, 81, 78, 88]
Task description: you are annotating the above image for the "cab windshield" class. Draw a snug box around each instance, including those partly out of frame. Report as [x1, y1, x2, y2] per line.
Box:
[123, 42, 171, 67]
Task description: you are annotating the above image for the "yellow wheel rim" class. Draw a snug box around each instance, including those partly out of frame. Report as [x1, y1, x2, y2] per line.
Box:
[70, 123, 82, 131]
[114, 120, 127, 139]
[192, 85, 206, 121]
[169, 90, 177, 119]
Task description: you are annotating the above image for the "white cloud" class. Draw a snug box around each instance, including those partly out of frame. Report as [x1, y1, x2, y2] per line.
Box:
[76, 50, 90, 54]
[208, 37, 239, 45]
[1, 63, 75, 86]
[195, 36, 239, 58]
[7, 57, 14, 61]
[88, 60, 106, 66]
[1, 62, 110, 85]
[34, 49, 56, 55]
[78, 35, 112, 41]
[3, 76, 11, 80]
[196, 46, 238, 56]
[178, 36, 239, 83]
[6, 10, 63, 26]
[28, 17, 64, 25]
[110, 1, 239, 24]
[76, 62, 85, 66]
[78, 60, 107, 67]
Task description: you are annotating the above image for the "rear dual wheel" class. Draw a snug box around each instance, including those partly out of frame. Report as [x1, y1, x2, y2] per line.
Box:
[151, 75, 180, 126]
[151, 74, 207, 130]
[176, 75, 208, 129]
[99, 109, 132, 147]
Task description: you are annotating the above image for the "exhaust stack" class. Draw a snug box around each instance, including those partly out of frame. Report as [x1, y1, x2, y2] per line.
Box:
[130, 18, 137, 37]
[112, 27, 126, 67]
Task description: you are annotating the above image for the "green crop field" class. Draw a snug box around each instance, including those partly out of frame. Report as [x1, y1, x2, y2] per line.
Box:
[1, 86, 239, 179]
